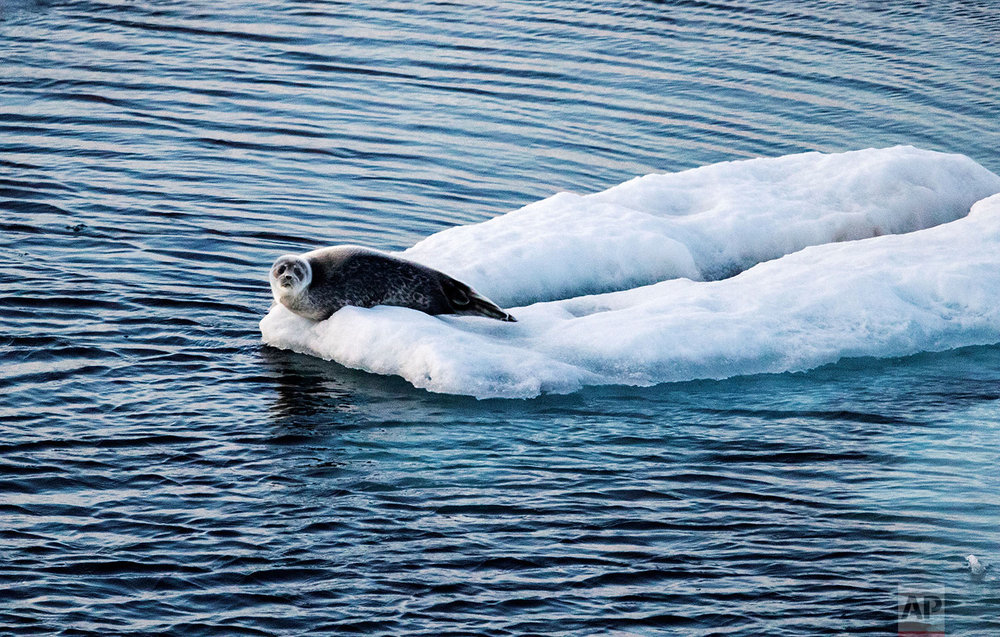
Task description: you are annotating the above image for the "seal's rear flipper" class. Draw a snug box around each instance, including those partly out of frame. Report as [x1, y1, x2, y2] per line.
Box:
[468, 292, 517, 322]
[441, 278, 516, 322]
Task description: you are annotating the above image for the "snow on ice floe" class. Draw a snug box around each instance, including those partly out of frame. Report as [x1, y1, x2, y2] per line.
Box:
[261, 146, 1000, 398]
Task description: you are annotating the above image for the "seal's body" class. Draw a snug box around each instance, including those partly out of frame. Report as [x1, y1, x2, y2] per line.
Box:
[269, 245, 515, 322]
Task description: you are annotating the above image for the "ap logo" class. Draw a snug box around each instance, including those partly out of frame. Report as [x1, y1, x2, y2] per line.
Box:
[897, 587, 945, 636]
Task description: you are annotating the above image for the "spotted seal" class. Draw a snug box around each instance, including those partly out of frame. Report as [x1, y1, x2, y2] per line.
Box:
[269, 245, 515, 322]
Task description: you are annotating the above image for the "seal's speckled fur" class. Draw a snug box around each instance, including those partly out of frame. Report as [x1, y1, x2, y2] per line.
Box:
[270, 245, 516, 322]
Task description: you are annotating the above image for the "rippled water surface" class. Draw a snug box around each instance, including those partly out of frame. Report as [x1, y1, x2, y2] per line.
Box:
[3, 1, 1000, 634]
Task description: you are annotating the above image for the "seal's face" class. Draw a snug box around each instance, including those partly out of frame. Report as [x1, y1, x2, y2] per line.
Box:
[269, 255, 312, 303]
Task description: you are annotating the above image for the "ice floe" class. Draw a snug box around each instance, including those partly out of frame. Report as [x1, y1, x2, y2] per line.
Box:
[261, 146, 1000, 398]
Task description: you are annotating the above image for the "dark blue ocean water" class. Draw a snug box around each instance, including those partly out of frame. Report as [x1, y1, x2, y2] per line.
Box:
[2, 1, 1000, 634]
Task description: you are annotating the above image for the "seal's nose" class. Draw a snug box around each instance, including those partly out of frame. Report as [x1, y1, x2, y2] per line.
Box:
[280, 274, 294, 287]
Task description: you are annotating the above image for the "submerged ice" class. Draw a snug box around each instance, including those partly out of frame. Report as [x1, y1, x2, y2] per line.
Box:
[261, 147, 1000, 398]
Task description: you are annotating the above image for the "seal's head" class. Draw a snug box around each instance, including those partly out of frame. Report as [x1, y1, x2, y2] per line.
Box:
[269, 254, 312, 303]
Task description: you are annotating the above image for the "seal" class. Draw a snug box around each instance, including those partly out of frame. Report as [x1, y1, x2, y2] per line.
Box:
[269, 245, 516, 322]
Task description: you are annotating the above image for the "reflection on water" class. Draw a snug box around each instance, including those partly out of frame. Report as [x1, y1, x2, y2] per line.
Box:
[262, 347, 358, 424]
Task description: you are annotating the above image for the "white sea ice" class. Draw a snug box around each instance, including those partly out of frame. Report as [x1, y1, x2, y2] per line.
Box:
[403, 145, 1000, 306]
[261, 147, 1000, 398]
[967, 554, 987, 579]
